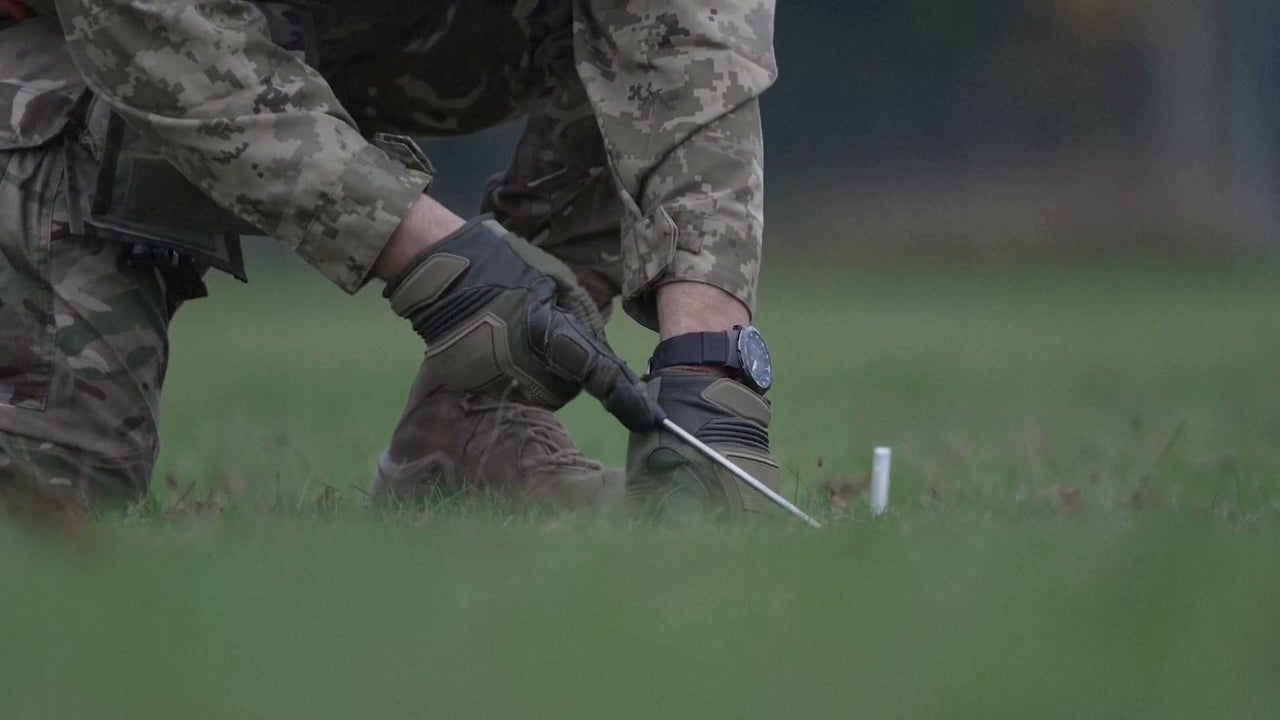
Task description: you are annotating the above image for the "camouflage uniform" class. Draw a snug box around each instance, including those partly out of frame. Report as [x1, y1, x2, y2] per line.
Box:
[0, 0, 776, 507]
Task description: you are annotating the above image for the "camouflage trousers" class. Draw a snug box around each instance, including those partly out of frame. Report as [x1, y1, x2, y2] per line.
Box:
[0, 128, 168, 508]
[0, 3, 650, 507]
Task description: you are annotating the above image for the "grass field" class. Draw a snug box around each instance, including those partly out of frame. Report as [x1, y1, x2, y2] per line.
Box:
[3, 250, 1279, 718]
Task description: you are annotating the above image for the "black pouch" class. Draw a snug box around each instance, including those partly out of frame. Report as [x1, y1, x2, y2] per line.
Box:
[86, 113, 251, 281]
[84, 1, 324, 283]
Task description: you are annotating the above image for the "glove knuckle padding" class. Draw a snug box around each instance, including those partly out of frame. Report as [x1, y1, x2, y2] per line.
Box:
[527, 279, 657, 432]
[388, 215, 657, 425]
[531, 303, 593, 381]
[422, 311, 563, 407]
[388, 217, 580, 407]
[387, 253, 470, 317]
[627, 370, 781, 519]
[503, 235, 604, 334]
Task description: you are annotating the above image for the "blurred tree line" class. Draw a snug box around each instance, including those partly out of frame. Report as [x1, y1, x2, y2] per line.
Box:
[770, 1, 1151, 172]
[762, 0, 1278, 254]
[413, 1, 1275, 261]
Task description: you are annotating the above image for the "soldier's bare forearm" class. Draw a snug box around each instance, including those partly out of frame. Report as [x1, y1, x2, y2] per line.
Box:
[373, 195, 466, 281]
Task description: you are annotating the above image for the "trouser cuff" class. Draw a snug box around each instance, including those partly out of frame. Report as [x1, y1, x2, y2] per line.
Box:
[619, 207, 760, 330]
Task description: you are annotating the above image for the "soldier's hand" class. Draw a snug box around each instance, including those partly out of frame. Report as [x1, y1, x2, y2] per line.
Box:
[627, 369, 781, 520]
[385, 216, 661, 432]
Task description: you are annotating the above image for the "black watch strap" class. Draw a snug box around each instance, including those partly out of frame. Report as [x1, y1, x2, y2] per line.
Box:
[649, 330, 737, 373]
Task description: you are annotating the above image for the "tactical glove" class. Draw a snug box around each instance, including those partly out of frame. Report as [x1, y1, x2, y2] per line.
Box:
[626, 368, 781, 520]
[385, 216, 660, 433]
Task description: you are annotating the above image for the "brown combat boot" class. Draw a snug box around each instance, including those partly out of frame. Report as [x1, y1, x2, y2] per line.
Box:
[369, 362, 623, 511]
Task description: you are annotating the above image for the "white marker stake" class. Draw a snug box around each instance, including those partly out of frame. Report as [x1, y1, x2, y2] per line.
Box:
[661, 418, 822, 529]
[870, 447, 892, 517]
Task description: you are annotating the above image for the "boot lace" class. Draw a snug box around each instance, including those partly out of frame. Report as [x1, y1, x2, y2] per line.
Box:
[460, 383, 603, 471]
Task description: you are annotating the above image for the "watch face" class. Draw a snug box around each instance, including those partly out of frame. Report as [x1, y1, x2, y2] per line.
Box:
[737, 326, 773, 391]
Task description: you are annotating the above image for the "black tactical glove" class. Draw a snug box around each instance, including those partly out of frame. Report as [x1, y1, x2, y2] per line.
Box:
[626, 368, 781, 520]
[386, 216, 661, 432]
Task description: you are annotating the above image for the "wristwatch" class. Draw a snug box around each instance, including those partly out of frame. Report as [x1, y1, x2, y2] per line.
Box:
[649, 325, 773, 394]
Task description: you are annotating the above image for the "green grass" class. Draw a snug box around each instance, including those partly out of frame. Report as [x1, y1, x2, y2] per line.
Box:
[3, 250, 1279, 718]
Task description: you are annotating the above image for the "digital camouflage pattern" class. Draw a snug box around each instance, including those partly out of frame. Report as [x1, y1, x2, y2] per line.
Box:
[573, 0, 776, 327]
[55, 1, 433, 292]
[1, 1, 776, 502]
[52, 0, 776, 324]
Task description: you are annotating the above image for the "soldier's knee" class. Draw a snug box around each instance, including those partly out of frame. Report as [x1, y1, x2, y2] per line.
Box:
[0, 434, 153, 516]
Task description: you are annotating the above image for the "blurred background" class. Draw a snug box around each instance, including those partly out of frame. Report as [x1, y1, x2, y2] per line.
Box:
[409, 0, 1280, 260]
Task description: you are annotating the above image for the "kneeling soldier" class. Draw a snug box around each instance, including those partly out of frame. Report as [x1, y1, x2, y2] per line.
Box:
[0, 0, 782, 520]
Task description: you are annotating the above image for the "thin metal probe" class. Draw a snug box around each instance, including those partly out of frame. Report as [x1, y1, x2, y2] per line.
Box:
[661, 418, 822, 529]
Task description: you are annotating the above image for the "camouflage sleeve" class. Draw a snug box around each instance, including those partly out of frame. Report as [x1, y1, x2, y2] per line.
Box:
[53, 0, 431, 292]
[574, 1, 777, 326]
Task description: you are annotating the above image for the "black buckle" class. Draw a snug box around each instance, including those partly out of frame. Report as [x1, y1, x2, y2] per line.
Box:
[119, 244, 184, 272]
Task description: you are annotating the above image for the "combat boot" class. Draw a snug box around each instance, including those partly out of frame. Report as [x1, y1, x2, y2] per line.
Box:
[369, 363, 622, 511]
